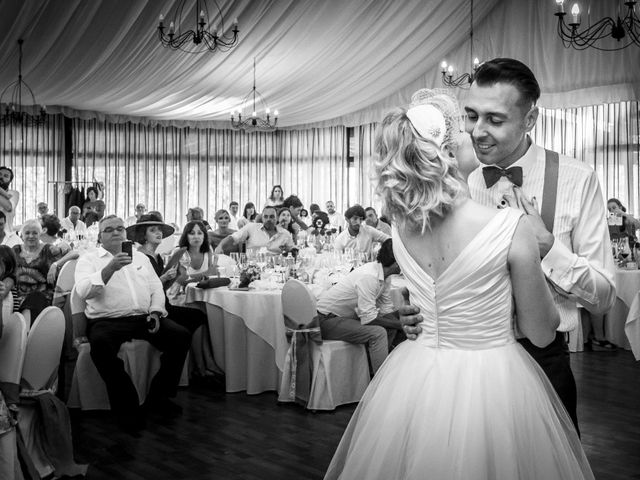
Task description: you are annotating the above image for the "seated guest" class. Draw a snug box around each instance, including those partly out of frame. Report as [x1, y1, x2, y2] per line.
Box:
[299, 208, 312, 227]
[39, 214, 67, 245]
[309, 203, 321, 217]
[13, 220, 78, 322]
[125, 202, 147, 227]
[60, 206, 87, 240]
[228, 201, 240, 230]
[278, 207, 300, 244]
[316, 239, 403, 374]
[208, 209, 238, 253]
[36, 202, 49, 218]
[0, 166, 20, 232]
[215, 206, 294, 255]
[365, 207, 392, 236]
[326, 200, 344, 232]
[74, 215, 190, 432]
[0, 245, 16, 317]
[282, 195, 308, 231]
[265, 185, 285, 208]
[82, 186, 106, 221]
[186, 207, 211, 231]
[237, 202, 257, 229]
[0, 211, 22, 247]
[607, 198, 640, 242]
[333, 205, 390, 253]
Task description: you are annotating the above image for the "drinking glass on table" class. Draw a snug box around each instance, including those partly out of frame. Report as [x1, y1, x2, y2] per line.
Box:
[179, 251, 191, 292]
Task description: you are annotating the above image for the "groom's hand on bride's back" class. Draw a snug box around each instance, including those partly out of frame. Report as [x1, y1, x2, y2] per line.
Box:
[399, 305, 422, 340]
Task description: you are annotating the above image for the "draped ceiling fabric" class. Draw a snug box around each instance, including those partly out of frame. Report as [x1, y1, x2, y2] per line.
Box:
[0, 0, 637, 129]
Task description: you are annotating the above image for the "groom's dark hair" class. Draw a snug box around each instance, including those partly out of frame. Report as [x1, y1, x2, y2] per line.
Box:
[473, 58, 540, 109]
[376, 239, 396, 267]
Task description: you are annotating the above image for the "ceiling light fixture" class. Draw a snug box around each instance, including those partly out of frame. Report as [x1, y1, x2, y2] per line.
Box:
[441, 0, 481, 88]
[158, 0, 239, 53]
[230, 58, 278, 132]
[0, 39, 46, 126]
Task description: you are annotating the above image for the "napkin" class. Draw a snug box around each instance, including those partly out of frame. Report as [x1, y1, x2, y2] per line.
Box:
[196, 277, 231, 289]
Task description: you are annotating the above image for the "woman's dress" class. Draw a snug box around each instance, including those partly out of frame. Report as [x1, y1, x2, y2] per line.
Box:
[12, 244, 61, 313]
[325, 208, 593, 480]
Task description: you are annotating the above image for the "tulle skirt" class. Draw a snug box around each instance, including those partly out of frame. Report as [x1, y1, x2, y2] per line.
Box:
[325, 341, 594, 480]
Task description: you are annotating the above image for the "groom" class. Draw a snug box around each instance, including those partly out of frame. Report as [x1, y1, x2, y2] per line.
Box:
[401, 58, 616, 434]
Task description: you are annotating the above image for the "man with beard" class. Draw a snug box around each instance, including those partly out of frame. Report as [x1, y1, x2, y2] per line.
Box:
[214, 205, 294, 254]
[334, 205, 390, 253]
[326, 200, 343, 232]
[0, 167, 19, 232]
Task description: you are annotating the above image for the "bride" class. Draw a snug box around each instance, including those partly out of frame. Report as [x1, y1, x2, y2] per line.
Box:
[324, 91, 593, 479]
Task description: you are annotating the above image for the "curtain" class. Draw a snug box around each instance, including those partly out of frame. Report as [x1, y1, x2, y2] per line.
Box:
[72, 119, 349, 227]
[532, 101, 640, 215]
[0, 115, 64, 225]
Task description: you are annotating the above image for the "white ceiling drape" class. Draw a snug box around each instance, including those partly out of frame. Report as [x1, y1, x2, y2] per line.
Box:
[0, 0, 637, 129]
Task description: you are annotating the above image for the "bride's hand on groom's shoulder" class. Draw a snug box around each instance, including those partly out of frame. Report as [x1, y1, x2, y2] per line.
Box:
[503, 187, 555, 258]
[399, 305, 422, 340]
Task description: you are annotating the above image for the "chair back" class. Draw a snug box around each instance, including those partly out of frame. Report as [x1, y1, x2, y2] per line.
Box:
[282, 279, 317, 328]
[70, 286, 88, 338]
[0, 312, 28, 384]
[22, 306, 65, 390]
[52, 259, 78, 308]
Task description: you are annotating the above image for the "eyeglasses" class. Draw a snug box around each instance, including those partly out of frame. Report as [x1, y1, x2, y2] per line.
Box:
[101, 226, 125, 234]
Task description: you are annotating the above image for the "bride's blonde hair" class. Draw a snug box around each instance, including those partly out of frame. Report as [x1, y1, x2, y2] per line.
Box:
[374, 90, 466, 233]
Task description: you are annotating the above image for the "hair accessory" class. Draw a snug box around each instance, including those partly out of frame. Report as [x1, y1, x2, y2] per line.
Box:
[406, 104, 447, 147]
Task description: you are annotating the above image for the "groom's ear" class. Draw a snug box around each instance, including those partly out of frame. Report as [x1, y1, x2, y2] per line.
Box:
[523, 106, 539, 133]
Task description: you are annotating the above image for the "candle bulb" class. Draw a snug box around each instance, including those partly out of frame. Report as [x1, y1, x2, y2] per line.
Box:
[571, 3, 580, 24]
[233, 18, 238, 26]
[252, 111, 257, 118]
[200, 10, 205, 19]
[159, 14, 164, 26]
[447, 65, 454, 78]
[274, 110, 279, 117]
[555, 0, 565, 14]
[473, 57, 480, 69]
[441, 61, 447, 73]
[169, 21, 175, 34]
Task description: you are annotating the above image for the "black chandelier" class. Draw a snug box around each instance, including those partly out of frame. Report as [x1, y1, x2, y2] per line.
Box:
[554, 0, 640, 50]
[0, 39, 46, 126]
[441, 0, 480, 88]
[230, 58, 278, 132]
[158, 0, 239, 53]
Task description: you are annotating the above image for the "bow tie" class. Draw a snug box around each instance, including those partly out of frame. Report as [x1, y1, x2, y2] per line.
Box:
[482, 166, 523, 188]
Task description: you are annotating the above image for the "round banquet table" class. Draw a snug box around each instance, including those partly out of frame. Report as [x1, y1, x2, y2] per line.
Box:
[185, 285, 287, 394]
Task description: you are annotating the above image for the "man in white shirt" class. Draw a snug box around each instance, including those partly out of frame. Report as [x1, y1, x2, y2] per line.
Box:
[215, 206, 294, 254]
[124, 202, 146, 227]
[326, 201, 343, 232]
[401, 58, 616, 434]
[60, 206, 87, 239]
[0, 166, 19, 232]
[317, 239, 402, 374]
[74, 215, 190, 432]
[228, 201, 240, 231]
[364, 207, 392, 236]
[334, 205, 390, 253]
[0, 211, 22, 247]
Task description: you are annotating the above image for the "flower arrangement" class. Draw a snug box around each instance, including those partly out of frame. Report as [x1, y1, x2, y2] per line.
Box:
[239, 263, 261, 288]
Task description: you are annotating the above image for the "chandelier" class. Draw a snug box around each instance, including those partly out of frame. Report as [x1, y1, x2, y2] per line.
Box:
[0, 39, 47, 126]
[441, 0, 480, 88]
[158, 0, 239, 53]
[554, 0, 640, 50]
[230, 58, 278, 132]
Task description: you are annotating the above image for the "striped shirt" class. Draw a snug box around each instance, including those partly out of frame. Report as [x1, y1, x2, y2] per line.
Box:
[468, 140, 616, 332]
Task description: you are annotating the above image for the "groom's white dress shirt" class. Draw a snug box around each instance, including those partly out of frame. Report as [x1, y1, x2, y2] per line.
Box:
[468, 140, 616, 332]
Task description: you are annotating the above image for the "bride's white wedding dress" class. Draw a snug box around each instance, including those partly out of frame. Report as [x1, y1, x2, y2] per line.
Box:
[325, 208, 594, 480]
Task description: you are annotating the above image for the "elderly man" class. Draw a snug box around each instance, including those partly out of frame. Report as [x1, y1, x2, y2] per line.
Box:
[334, 205, 390, 253]
[317, 239, 402, 374]
[61, 206, 87, 239]
[0, 166, 19, 232]
[214, 205, 294, 254]
[74, 215, 190, 432]
[125, 202, 147, 227]
[365, 207, 392, 236]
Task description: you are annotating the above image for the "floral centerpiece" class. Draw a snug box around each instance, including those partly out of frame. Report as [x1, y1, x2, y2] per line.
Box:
[239, 263, 261, 288]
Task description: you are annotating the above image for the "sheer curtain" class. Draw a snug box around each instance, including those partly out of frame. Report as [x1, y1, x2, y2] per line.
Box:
[0, 116, 64, 225]
[72, 119, 349, 227]
[532, 101, 640, 214]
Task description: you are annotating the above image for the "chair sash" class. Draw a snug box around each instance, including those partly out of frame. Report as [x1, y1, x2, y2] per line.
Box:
[281, 314, 322, 405]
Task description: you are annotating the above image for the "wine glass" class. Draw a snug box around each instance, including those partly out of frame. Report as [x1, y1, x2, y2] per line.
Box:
[179, 251, 191, 292]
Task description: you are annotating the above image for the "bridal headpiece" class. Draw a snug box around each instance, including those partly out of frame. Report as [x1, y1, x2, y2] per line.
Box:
[407, 88, 462, 150]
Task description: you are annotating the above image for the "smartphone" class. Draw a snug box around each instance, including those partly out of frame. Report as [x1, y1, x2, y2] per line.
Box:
[121, 240, 133, 258]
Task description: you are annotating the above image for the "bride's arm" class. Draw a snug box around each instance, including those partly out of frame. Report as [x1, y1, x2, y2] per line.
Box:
[509, 218, 560, 348]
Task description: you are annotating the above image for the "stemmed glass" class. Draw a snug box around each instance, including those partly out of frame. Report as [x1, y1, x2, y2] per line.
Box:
[179, 251, 191, 292]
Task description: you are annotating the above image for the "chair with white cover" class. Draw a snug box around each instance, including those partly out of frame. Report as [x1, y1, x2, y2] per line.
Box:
[67, 287, 162, 410]
[278, 279, 370, 410]
[51, 259, 77, 309]
[0, 312, 28, 480]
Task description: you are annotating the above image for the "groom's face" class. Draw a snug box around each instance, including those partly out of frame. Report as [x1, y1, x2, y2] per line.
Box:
[464, 82, 537, 169]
